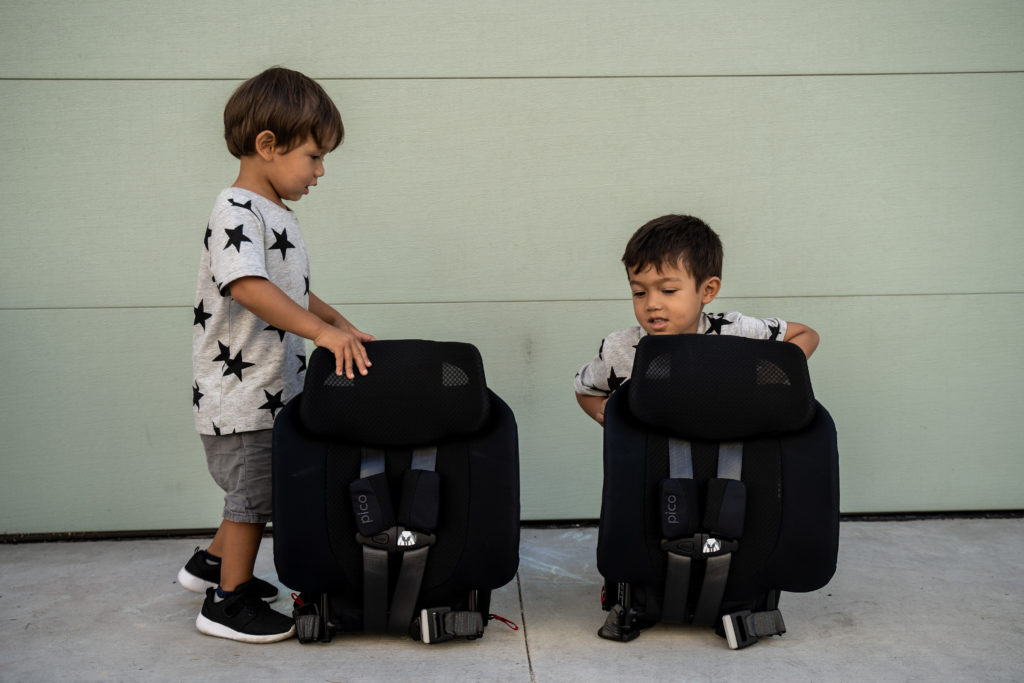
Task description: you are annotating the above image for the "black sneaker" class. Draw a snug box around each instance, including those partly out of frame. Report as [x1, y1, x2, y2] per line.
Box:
[196, 581, 296, 643]
[177, 547, 279, 602]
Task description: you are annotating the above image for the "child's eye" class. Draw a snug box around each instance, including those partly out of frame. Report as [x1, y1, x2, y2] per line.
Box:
[632, 291, 645, 298]
[662, 289, 677, 295]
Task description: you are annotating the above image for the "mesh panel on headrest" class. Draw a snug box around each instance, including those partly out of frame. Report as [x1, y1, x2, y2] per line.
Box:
[299, 339, 490, 446]
[627, 335, 815, 440]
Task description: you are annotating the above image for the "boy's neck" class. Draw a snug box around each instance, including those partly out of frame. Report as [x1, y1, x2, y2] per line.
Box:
[233, 158, 288, 209]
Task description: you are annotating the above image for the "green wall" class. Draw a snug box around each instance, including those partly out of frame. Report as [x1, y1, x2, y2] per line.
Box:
[2, 1, 1022, 533]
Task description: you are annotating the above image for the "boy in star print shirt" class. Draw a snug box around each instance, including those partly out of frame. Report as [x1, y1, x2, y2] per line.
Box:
[574, 214, 819, 426]
[186, 67, 374, 643]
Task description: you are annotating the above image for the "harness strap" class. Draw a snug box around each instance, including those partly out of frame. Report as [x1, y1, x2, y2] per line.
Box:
[661, 438, 695, 624]
[358, 448, 389, 632]
[691, 441, 743, 626]
[387, 447, 437, 632]
[355, 446, 439, 633]
[668, 438, 693, 479]
[662, 440, 746, 626]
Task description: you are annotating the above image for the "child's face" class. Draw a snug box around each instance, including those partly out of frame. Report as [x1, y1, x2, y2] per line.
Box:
[629, 260, 720, 336]
[266, 136, 328, 204]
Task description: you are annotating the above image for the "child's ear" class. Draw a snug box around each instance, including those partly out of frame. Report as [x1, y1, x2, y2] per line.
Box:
[254, 130, 277, 160]
[700, 276, 721, 305]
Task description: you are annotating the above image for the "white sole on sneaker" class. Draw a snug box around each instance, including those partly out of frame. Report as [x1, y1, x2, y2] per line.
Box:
[195, 613, 296, 644]
[177, 566, 217, 593]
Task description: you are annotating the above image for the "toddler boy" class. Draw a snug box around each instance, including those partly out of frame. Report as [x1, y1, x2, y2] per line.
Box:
[183, 67, 374, 642]
[574, 214, 818, 425]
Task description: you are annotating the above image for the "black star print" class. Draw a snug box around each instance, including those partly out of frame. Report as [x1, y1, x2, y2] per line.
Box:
[193, 381, 204, 409]
[768, 322, 782, 341]
[264, 324, 286, 342]
[212, 422, 221, 436]
[704, 313, 733, 335]
[204, 225, 212, 250]
[224, 225, 252, 252]
[607, 366, 626, 392]
[193, 300, 213, 329]
[296, 354, 307, 373]
[597, 339, 605, 360]
[259, 389, 286, 418]
[223, 351, 255, 381]
[269, 228, 295, 259]
[303, 275, 310, 295]
[212, 341, 231, 365]
[228, 197, 256, 214]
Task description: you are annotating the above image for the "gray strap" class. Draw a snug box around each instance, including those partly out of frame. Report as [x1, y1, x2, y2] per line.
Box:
[692, 553, 732, 626]
[360, 448, 385, 478]
[359, 447, 388, 631]
[717, 441, 743, 480]
[445, 610, 485, 637]
[747, 610, 786, 637]
[386, 446, 438, 632]
[668, 438, 693, 479]
[362, 546, 389, 632]
[691, 441, 744, 625]
[388, 547, 430, 632]
[663, 438, 694, 623]
[411, 446, 436, 472]
[661, 552, 692, 624]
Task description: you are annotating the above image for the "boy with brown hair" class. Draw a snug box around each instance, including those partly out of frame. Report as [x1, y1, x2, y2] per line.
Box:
[574, 214, 818, 425]
[183, 66, 374, 642]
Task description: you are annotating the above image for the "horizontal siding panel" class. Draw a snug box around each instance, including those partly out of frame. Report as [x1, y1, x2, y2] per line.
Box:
[2, 74, 1022, 310]
[2, 294, 1021, 532]
[0, 308, 217, 534]
[1, 1, 1022, 79]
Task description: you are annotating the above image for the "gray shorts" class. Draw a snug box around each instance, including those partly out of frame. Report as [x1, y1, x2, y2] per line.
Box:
[200, 430, 273, 524]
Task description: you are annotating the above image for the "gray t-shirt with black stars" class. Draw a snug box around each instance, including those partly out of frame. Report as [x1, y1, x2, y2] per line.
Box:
[192, 188, 310, 435]
[574, 312, 787, 397]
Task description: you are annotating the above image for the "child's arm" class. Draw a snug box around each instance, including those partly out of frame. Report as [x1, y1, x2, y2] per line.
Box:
[576, 393, 608, 426]
[308, 291, 375, 343]
[784, 322, 820, 359]
[228, 276, 371, 378]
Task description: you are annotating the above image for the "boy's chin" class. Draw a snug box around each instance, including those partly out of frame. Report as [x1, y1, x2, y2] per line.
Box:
[642, 325, 697, 336]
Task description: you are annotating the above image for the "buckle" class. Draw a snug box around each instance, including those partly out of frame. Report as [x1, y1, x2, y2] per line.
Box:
[420, 607, 456, 644]
[292, 594, 332, 644]
[418, 607, 485, 643]
[661, 533, 738, 558]
[722, 609, 786, 650]
[597, 603, 641, 642]
[356, 525, 436, 552]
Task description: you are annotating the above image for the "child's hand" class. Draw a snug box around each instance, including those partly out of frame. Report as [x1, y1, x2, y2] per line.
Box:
[314, 325, 372, 378]
[336, 319, 376, 345]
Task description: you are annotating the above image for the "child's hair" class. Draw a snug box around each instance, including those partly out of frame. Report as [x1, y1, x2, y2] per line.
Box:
[621, 214, 723, 288]
[223, 66, 344, 159]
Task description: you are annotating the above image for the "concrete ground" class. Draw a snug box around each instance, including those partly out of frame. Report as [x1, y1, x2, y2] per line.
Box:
[1, 519, 1022, 682]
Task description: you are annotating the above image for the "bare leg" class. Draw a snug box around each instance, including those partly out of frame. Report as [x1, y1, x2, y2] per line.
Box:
[206, 521, 226, 558]
[215, 520, 266, 592]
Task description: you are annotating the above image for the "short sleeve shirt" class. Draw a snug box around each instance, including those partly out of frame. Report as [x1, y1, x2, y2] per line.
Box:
[573, 312, 787, 397]
[192, 188, 310, 434]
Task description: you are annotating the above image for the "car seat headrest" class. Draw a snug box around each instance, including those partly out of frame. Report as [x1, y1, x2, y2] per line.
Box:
[299, 339, 490, 446]
[626, 334, 816, 440]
